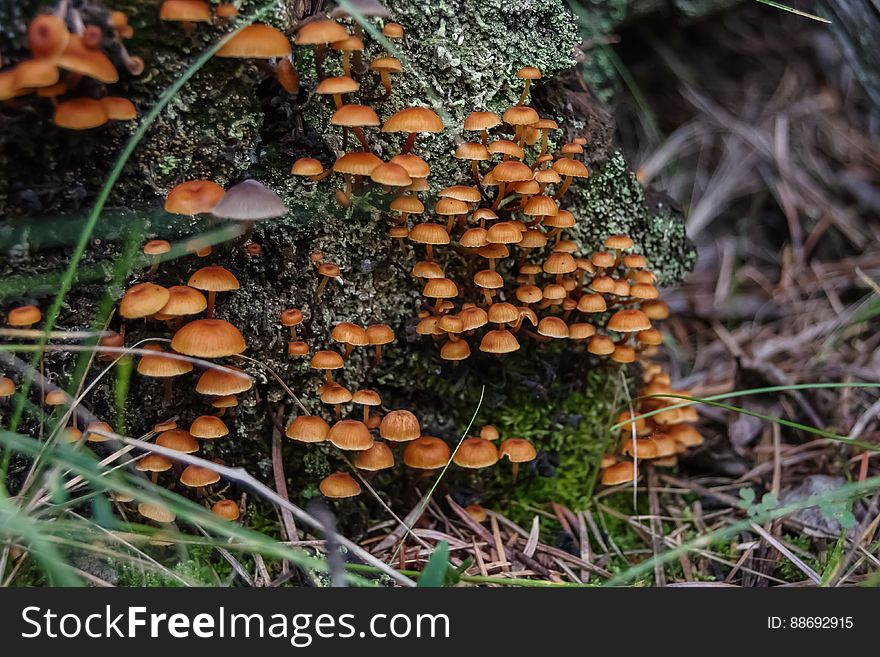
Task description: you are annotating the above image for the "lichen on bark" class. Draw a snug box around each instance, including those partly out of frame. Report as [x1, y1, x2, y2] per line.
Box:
[1, 0, 695, 511]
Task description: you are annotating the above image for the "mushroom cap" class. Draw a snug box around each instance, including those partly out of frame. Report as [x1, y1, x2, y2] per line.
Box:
[286, 415, 330, 443]
[138, 503, 176, 523]
[366, 323, 395, 345]
[517, 65, 542, 79]
[382, 106, 444, 133]
[637, 328, 663, 346]
[196, 365, 253, 395]
[543, 252, 577, 274]
[601, 461, 638, 486]
[412, 260, 445, 279]
[542, 284, 566, 301]
[352, 389, 382, 406]
[515, 284, 543, 304]
[623, 253, 648, 269]
[455, 142, 490, 160]
[604, 234, 634, 250]
[320, 383, 353, 405]
[0, 377, 15, 397]
[370, 162, 412, 187]
[422, 277, 458, 299]
[487, 302, 519, 325]
[171, 319, 246, 358]
[212, 499, 240, 521]
[317, 263, 341, 278]
[435, 197, 470, 216]
[437, 315, 463, 334]
[535, 168, 562, 184]
[440, 339, 470, 361]
[491, 160, 533, 182]
[215, 3, 239, 18]
[630, 283, 659, 300]
[28, 14, 70, 59]
[291, 158, 325, 176]
[590, 276, 616, 294]
[409, 222, 450, 245]
[390, 194, 424, 214]
[473, 269, 503, 289]
[650, 432, 678, 458]
[577, 294, 607, 315]
[287, 341, 309, 359]
[518, 230, 547, 249]
[464, 504, 487, 522]
[537, 316, 569, 339]
[331, 103, 380, 127]
[587, 335, 615, 356]
[439, 185, 481, 203]
[607, 309, 652, 333]
[488, 139, 524, 159]
[355, 442, 395, 471]
[7, 304, 42, 326]
[57, 35, 118, 83]
[480, 425, 500, 441]
[212, 180, 287, 221]
[217, 23, 291, 57]
[486, 221, 524, 245]
[668, 424, 704, 447]
[189, 415, 229, 439]
[319, 472, 362, 498]
[12, 59, 60, 90]
[389, 153, 430, 178]
[136, 453, 173, 473]
[591, 251, 616, 268]
[333, 151, 383, 175]
[310, 350, 344, 371]
[502, 105, 539, 126]
[160, 0, 211, 22]
[479, 329, 520, 354]
[120, 283, 170, 319]
[620, 437, 657, 459]
[84, 421, 114, 442]
[60, 426, 81, 442]
[180, 464, 220, 488]
[100, 97, 137, 120]
[515, 179, 541, 195]
[164, 180, 225, 214]
[54, 98, 108, 130]
[154, 420, 178, 432]
[317, 75, 359, 95]
[459, 306, 489, 330]
[453, 437, 499, 468]
[552, 157, 590, 178]
[331, 35, 365, 51]
[499, 437, 537, 463]
[370, 56, 402, 72]
[156, 429, 199, 453]
[611, 345, 636, 363]
[280, 308, 304, 327]
[294, 18, 349, 45]
[44, 389, 67, 406]
[460, 227, 489, 248]
[156, 286, 207, 318]
[331, 322, 368, 346]
[382, 22, 404, 38]
[544, 209, 575, 228]
[641, 299, 670, 320]
[143, 239, 171, 256]
[403, 436, 451, 469]
[568, 322, 596, 340]
[523, 195, 559, 217]
[379, 409, 420, 442]
[328, 419, 373, 451]
[464, 110, 501, 131]
[137, 345, 193, 378]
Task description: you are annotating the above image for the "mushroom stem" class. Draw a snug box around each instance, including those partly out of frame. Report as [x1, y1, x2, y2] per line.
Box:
[363, 406, 370, 424]
[147, 255, 160, 276]
[309, 170, 333, 182]
[517, 79, 532, 105]
[514, 124, 526, 146]
[540, 128, 549, 155]
[343, 343, 354, 359]
[401, 132, 418, 154]
[379, 71, 392, 99]
[332, 93, 343, 110]
[353, 127, 370, 151]
[163, 378, 172, 405]
[492, 182, 507, 210]
[334, 404, 341, 420]
[511, 461, 520, 483]
[119, 46, 144, 76]
[445, 216, 455, 233]
[205, 291, 216, 318]
[342, 51, 351, 77]
[215, 407, 226, 418]
[316, 275, 330, 298]
[554, 175, 573, 199]
[151, 471, 158, 485]
[471, 160, 481, 184]
[425, 244, 434, 261]
[288, 326, 298, 340]
[482, 289, 494, 306]
[315, 44, 326, 81]
[324, 370, 334, 384]
[480, 128, 488, 146]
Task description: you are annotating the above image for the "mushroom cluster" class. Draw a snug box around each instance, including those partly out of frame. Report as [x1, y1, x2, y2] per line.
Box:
[283, 319, 539, 499]
[0, 6, 142, 129]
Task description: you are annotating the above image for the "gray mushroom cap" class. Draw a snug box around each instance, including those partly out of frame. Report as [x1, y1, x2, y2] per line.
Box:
[211, 180, 288, 221]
